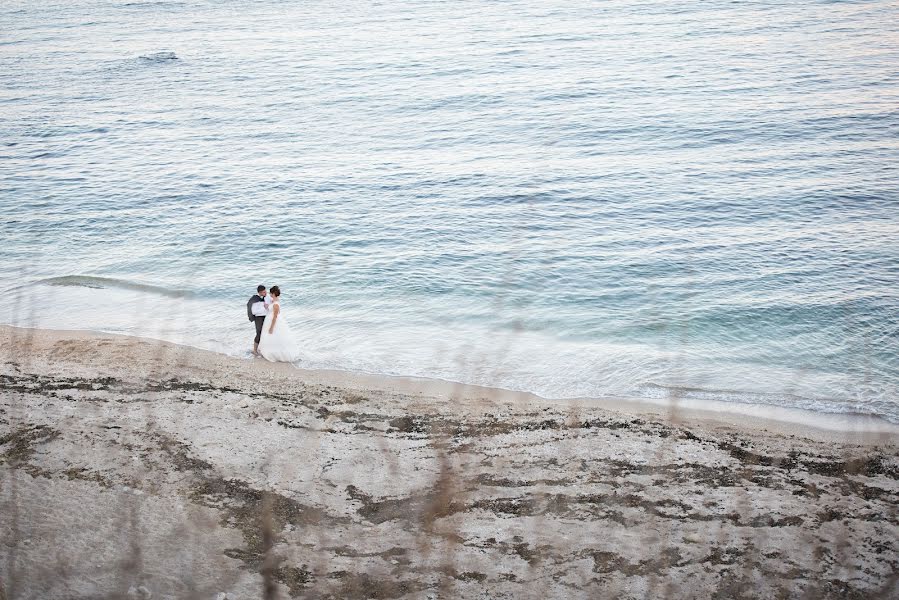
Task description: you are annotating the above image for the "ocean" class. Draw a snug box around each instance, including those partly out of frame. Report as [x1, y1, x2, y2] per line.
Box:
[1, 0, 897, 421]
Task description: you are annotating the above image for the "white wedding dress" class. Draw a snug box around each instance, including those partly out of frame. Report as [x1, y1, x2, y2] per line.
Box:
[258, 300, 301, 362]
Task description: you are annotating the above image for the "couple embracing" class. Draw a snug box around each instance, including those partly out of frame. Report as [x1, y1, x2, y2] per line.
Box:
[246, 285, 301, 362]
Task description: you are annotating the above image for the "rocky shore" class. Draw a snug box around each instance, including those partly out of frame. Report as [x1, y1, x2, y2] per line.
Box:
[1, 326, 897, 599]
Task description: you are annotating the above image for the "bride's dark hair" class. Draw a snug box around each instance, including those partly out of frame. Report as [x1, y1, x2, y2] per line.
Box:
[270, 286, 281, 297]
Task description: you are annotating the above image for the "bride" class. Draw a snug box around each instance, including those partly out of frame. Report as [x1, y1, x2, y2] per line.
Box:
[258, 286, 301, 362]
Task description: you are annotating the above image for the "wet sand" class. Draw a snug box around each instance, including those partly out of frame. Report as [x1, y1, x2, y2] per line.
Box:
[1, 325, 897, 599]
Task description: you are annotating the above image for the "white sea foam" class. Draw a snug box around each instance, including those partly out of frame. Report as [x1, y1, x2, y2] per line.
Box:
[6, 276, 897, 424]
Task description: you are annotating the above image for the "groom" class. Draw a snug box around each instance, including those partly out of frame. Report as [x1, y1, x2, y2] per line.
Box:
[246, 285, 269, 356]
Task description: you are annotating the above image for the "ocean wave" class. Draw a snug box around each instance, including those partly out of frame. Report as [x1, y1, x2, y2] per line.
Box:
[30, 276, 195, 299]
[138, 51, 178, 61]
[122, 2, 187, 10]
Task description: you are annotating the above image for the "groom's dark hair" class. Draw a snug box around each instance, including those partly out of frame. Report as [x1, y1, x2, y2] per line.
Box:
[257, 285, 266, 293]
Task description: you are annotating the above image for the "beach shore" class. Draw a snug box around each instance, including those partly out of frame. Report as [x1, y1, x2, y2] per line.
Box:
[1, 324, 897, 598]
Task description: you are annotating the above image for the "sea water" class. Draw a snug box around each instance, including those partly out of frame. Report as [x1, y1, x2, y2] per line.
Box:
[1, 0, 898, 421]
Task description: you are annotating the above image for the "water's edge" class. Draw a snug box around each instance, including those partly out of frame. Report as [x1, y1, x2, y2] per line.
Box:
[5, 323, 896, 437]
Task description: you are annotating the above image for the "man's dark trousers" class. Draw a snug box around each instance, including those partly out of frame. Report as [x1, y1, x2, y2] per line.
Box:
[254, 316, 265, 345]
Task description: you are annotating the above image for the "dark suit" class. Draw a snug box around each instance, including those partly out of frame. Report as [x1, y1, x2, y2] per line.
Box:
[247, 294, 266, 345]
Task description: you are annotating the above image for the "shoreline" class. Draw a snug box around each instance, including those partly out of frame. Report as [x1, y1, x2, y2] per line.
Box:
[3, 324, 897, 442]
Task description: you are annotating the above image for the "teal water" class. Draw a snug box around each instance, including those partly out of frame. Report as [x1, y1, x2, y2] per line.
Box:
[1, 0, 898, 420]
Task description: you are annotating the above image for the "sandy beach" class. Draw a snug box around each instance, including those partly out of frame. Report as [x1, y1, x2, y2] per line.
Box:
[1, 324, 897, 599]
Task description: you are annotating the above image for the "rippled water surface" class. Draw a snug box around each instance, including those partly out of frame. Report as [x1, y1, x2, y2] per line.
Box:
[2, 0, 898, 420]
